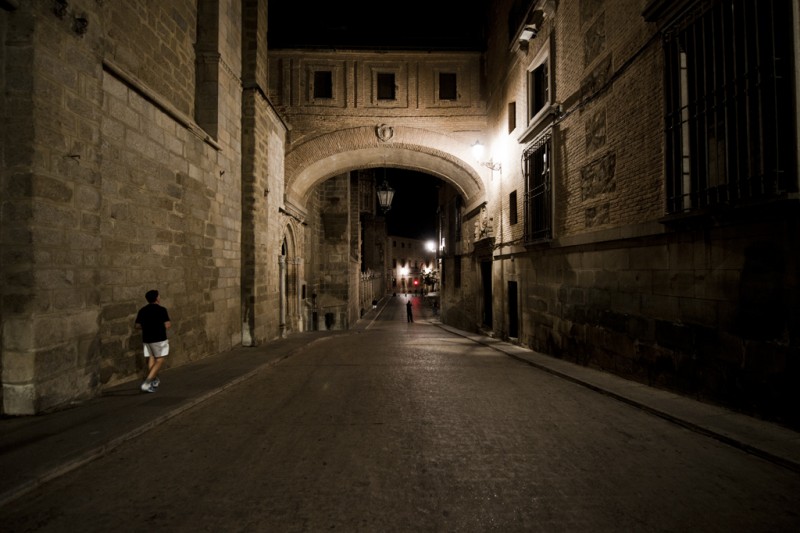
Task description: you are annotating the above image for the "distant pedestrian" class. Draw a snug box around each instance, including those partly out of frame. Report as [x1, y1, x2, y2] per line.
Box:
[135, 289, 171, 393]
[406, 299, 413, 322]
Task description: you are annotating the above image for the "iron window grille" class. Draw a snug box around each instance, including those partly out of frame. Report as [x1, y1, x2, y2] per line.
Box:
[663, 0, 797, 214]
[524, 133, 552, 242]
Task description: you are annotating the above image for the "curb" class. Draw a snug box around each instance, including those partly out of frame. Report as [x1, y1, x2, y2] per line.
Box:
[433, 322, 800, 475]
[0, 335, 335, 508]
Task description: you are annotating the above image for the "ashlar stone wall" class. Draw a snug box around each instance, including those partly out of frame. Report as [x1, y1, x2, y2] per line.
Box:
[1, 0, 286, 414]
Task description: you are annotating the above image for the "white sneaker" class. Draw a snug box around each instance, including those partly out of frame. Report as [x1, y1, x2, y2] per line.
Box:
[141, 381, 156, 393]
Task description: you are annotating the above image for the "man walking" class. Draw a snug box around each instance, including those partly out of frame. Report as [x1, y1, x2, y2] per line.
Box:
[406, 299, 413, 323]
[135, 289, 171, 393]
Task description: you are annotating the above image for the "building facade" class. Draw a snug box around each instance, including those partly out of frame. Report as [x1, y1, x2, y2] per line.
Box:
[438, 0, 799, 427]
[2, 0, 798, 430]
[387, 236, 437, 295]
[0, 0, 291, 414]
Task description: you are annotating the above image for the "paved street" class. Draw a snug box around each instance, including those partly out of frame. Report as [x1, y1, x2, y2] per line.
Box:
[2, 296, 799, 532]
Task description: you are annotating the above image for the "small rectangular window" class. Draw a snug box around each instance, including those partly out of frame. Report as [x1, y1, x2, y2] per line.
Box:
[313, 70, 333, 99]
[439, 72, 457, 100]
[377, 72, 396, 100]
[508, 102, 517, 133]
[509, 190, 518, 225]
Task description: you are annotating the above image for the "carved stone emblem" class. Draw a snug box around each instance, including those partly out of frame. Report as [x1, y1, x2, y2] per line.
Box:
[376, 124, 394, 142]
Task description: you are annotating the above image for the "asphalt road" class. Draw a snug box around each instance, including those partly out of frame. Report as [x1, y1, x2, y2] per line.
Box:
[3, 296, 799, 532]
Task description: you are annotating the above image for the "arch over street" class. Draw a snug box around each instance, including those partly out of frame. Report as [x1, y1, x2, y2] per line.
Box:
[284, 126, 487, 213]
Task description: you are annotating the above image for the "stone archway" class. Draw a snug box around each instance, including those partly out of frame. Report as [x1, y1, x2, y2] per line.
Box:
[280, 124, 491, 332]
[283, 125, 488, 214]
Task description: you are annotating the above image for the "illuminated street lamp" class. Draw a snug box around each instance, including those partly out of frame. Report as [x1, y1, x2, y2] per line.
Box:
[376, 178, 395, 213]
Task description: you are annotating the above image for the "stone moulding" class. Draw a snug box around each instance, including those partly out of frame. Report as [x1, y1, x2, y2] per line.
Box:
[102, 58, 222, 151]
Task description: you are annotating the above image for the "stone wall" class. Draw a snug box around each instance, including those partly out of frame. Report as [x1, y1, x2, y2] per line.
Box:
[307, 173, 352, 331]
[0, 0, 286, 414]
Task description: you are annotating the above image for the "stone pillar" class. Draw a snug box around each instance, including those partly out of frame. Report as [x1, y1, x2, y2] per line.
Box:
[315, 174, 352, 330]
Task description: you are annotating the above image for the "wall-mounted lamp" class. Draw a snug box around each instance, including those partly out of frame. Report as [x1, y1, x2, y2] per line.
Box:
[519, 24, 538, 44]
[471, 140, 501, 172]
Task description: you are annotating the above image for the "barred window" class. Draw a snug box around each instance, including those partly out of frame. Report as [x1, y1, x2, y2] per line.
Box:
[524, 134, 552, 242]
[664, 0, 796, 214]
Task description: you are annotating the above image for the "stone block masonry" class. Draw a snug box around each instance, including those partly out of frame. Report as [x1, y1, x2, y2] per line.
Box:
[0, 0, 286, 414]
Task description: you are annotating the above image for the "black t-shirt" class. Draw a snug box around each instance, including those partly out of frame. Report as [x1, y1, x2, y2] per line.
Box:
[135, 304, 170, 343]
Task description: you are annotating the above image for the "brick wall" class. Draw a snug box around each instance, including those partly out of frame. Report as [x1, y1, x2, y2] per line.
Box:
[478, 0, 800, 427]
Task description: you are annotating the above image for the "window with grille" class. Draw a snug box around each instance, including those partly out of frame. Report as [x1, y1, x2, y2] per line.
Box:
[663, 0, 797, 214]
[524, 134, 552, 242]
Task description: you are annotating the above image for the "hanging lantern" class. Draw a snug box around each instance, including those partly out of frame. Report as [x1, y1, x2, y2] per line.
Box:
[376, 178, 394, 212]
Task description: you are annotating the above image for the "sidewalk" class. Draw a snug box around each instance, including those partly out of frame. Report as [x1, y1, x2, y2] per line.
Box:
[433, 322, 800, 475]
[0, 331, 342, 507]
[2, 305, 799, 507]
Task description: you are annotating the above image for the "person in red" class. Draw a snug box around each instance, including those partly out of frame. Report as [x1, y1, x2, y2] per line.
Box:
[135, 289, 171, 393]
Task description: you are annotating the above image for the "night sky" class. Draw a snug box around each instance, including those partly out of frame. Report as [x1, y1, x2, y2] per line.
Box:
[268, 1, 487, 51]
[382, 169, 441, 241]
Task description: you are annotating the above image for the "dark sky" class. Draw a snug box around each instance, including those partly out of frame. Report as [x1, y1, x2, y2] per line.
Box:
[268, 1, 487, 50]
[382, 169, 441, 241]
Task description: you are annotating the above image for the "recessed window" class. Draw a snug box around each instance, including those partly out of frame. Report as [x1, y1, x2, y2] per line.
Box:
[377, 72, 396, 100]
[313, 70, 333, 99]
[509, 190, 518, 225]
[528, 61, 549, 121]
[663, 0, 796, 213]
[439, 72, 457, 100]
[508, 101, 517, 133]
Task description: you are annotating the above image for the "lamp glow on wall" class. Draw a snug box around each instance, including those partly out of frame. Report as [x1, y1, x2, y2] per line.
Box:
[471, 140, 501, 172]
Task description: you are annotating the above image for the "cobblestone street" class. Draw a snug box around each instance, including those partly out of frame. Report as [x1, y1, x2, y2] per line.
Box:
[2, 296, 799, 532]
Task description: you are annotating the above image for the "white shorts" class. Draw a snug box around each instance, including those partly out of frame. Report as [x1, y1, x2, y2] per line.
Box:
[143, 340, 170, 358]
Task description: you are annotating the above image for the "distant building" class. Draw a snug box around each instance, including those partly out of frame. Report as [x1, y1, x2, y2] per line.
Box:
[387, 236, 436, 294]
